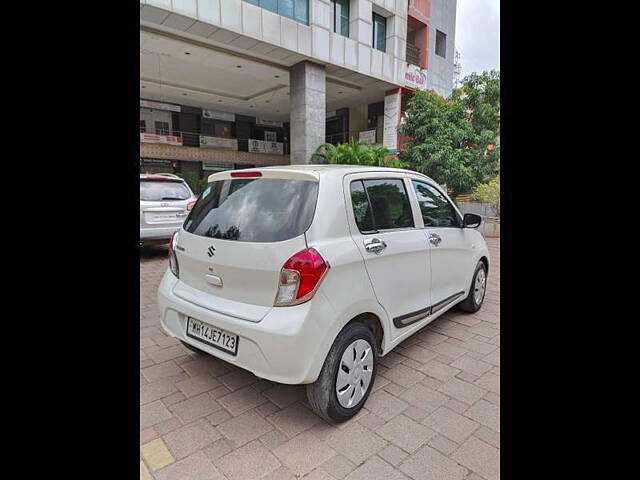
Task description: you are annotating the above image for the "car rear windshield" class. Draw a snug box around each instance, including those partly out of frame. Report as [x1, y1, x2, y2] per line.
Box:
[184, 178, 319, 242]
[140, 180, 191, 201]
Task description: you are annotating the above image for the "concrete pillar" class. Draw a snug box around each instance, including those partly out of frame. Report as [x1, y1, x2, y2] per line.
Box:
[289, 61, 326, 165]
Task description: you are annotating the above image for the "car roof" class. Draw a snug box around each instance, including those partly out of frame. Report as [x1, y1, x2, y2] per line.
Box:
[258, 164, 436, 183]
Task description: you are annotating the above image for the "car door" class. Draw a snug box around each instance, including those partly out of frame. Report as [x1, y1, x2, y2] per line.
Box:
[408, 178, 475, 312]
[344, 173, 431, 340]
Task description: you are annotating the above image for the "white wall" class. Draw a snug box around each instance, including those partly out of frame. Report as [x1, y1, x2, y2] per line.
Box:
[426, 0, 457, 97]
[140, 0, 408, 86]
[139, 108, 173, 133]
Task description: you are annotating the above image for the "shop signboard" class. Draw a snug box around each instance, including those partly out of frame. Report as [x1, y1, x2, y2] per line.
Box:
[203, 162, 231, 172]
[359, 129, 376, 144]
[404, 64, 428, 91]
[256, 117, 283, 127]
[140, 158, 174, 167]
[248, 139, 266, 153]
[265, 141, 284, 155]
[140, 99, 181, 112]
[383, 91, 400, 154]
[202, 109, 235, 122]
[140, 133, 183, 146]
[199, 136, 238, 150]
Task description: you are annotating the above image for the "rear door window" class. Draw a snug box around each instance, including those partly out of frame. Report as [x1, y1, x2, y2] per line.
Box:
[184, 178, 318, 242]
[411, 180, 461, 227]
[140, 180, 191, 201]
[350, 178, 415, 233]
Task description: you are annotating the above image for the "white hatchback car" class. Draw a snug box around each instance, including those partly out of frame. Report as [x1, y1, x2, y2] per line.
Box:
[158, 165, 489, 422]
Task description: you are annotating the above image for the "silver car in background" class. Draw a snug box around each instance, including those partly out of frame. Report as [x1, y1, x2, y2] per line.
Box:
[140, 174, 197, 246]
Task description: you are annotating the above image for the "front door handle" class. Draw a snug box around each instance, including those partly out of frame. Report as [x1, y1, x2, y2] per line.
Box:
[428, 233, 442, 247]
[364, 238, 387, 254]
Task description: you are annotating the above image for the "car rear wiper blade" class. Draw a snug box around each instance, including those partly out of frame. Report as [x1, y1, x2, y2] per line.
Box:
[161, 197, 186, 200]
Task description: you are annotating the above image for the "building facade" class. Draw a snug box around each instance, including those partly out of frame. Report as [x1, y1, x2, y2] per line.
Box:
[139, 0, 457, 186]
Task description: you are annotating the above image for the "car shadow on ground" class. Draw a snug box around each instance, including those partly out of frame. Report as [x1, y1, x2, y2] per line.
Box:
[140, 244, 169, 261]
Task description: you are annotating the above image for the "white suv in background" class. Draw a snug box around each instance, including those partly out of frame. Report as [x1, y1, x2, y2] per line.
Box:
[157, 165, 489, 422]
[140, 174, 197, 246]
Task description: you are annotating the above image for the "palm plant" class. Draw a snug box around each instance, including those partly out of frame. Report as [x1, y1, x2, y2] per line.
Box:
[312, 140, 403, 168]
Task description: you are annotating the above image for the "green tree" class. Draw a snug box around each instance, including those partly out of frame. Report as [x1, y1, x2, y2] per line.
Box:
[400, 70, 500, 195]
[472, 175, 500, 216]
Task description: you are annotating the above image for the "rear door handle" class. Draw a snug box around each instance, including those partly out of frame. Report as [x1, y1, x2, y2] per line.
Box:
[428, 233, 442, 247]
[364, 238, 387, 254]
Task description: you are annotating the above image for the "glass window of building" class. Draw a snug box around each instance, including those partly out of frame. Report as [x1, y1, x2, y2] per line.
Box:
[333, 0, 349, 37]
[372, 13, 386, 52]
[242, 0, 309, 25]
[155, 121, 170, 136]
[436, 30, 447, 57]
[140, 120, 146, 133]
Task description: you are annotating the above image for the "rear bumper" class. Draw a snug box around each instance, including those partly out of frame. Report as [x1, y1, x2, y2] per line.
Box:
[140, 226, 181, 243]
[157, 270, 334, 384]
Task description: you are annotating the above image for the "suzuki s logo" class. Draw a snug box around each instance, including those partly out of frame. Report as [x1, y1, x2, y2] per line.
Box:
[207, 245, 216, 257]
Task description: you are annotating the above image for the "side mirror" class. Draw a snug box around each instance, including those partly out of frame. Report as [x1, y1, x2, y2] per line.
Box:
[463, 213, 482, 228]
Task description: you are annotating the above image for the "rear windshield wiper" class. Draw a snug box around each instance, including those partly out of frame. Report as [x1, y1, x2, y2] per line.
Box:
[161, 197, 186, 200]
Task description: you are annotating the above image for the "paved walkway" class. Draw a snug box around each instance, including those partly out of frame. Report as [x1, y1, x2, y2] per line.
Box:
[140, 238, 500, 480]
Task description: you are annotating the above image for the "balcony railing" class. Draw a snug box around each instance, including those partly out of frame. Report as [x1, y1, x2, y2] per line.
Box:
[406, 43, 421, 67]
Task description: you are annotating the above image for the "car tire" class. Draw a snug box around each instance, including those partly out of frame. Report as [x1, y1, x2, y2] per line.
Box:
[458, 261, 487, 313]
[307, 323, 377, 423]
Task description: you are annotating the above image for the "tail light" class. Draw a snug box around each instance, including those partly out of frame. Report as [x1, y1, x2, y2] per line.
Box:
[274, 248, 329, 306]
[168, 231, 180, 278]
[186, 200, 196, 211]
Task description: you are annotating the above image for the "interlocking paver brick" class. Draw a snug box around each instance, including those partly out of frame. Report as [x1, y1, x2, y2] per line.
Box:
[170, 392, 223, 424]
[418, 360, 461, 382]
[140, 240, 500, 480]
[162, 418, 222, 459]
[399, 383, 448, 412]
[273, 430, 336, 476]
[345, 456, 409, 480]
[451, 436, 500, 480]
[438, 378, 487, 405]
[175, 374, 221, 397]
[259, 428, 290, 451]
[203, 438, 233, 461]
[148, 345, 189, 364]
[217, 440, 282, 480]
[327, 422, 387, 465]
[364, 389, 408, 421]
[423, 406, 480, 443]
[267, 402, 322, 438]
[141, 438, 175, 471]
[321, 454, 356, 479]
[450, 355, 493, 377]
[427, 434, 459, 456]
[382, 363, 426, 388]
[464, 399, 500, 433]
[154, 451, 224, 480]
[378, 444, 409, 467]
[141, 400, 173, 429]
[142, 361, 183, 382]
[376, 414, 437, 453]
[218, 409, 274, 446]
[140, 460, 152, 480]
[217, 385, 268, 416]
[218, 369, 259, 391]
[262, 384, 307, 408]
[140, 379, 179, 405]
[400, 445, 468, 480]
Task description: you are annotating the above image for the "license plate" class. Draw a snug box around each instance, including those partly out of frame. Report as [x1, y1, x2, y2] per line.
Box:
[186, 317, 238, 355]
[153, 214, 179, 222]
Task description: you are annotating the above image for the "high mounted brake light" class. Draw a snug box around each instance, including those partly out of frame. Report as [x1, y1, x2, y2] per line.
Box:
[274, 248, 329, 306]
[230, 171, 262, 178]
